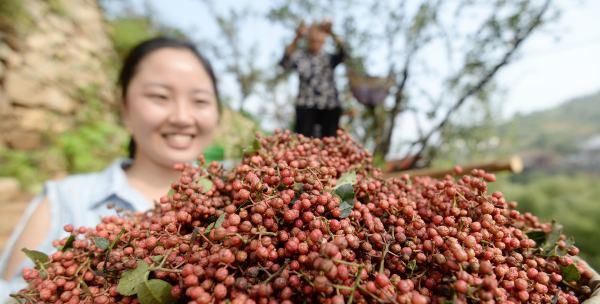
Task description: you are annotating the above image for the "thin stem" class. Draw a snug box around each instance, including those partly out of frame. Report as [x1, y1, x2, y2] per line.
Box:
[333, 259, 362, 267]
[347, 265, 364, 304]
[157, 249, 172, 269]
[264, 263, 288, 284]
[150, 267, 183, 274]
[379, 241, 390, 274]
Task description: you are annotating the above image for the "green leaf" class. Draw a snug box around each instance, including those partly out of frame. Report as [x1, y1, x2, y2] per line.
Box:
[335, 184, 355, 202]
[339, 200, 354, 218]
[242, 138, 261, 156]
[93, 237, 110, 251]
[526, 230, 546, 247]
[335, 171, 357, 188]
[407, 260, 417, 271]
[136, 279, 176, 304]
[22, 248, 49, 267]
[204, 222, 215, 235]
[561, 264, 581, 282]
[198, 177, 214, 193]
[167, 189, 175, 197]
[116, 260, 150, 296]
[215, 213, 226, 229]
[60, 235, 76, 252]
[109, 229, 125, 251]
[190, 228, 199, 244]
[542, 221, 563, 253]
[334, 171, 356, 205]
[293, 182, 304, 193]
[252, 138, 261, 152]
[151, 256, 163, 264]
[203, 145, 225, 163]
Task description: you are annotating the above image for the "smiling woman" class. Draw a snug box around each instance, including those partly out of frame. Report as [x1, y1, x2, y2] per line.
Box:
[0, 37, 221, 299]
[119, 39, 221, 203]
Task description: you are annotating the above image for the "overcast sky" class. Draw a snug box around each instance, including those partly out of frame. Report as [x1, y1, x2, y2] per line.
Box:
[497, 0, 600, 116]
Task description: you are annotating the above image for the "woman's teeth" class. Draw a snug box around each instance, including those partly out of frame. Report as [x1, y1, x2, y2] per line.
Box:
[164, 134, 194, 149]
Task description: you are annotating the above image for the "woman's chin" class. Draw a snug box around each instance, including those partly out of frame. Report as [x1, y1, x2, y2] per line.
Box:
[160, 149, 201, 166]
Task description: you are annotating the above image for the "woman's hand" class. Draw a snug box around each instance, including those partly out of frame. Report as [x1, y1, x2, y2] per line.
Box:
[295, 22, 307, 38]
[320, 18, 333, 35]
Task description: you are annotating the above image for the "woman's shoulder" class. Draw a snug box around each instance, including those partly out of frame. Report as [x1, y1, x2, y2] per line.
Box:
[48, 160, 127, 188]
[45, 159, 132, 208]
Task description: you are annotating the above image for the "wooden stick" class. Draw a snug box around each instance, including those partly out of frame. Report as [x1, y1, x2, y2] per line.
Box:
[383, 155, 523, 179]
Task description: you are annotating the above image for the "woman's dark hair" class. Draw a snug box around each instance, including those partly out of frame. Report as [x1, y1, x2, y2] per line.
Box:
[118, 36, 221, 159]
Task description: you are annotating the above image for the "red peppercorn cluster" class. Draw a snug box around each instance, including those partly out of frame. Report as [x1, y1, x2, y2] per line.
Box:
[13, 130, 595, 304]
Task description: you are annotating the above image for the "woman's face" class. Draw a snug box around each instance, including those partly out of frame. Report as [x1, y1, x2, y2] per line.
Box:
[122, 48, 219, 168]
[308, 27, 327, 54]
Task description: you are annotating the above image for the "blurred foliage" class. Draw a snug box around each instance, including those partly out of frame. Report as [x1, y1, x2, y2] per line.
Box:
[57, 85, 129, 174]
[212, 108, 261, 160]
[0, 149, 53, 193]
[108, 13, 187, 60]
[48, 0, 67, 17]
[0, 86, 128, 192]
[431, 102, 509, 168]
[490, 173, 600, 270]
[109, 16, 157, 59]
[0, 0, 33, 35]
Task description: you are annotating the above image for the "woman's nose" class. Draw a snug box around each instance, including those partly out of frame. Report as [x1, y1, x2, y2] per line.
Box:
[168, 98, 194, 126]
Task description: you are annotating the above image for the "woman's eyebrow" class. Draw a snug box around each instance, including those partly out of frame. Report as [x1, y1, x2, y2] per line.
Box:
[190, 88, 214, 95]
[142, 83, 172, 90]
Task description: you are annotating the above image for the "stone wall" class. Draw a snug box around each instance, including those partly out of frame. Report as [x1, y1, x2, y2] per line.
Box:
[0, 0, 117, 249]
[0, 0, 116, 151]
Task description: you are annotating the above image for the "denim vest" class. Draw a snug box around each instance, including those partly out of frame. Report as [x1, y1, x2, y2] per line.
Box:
[0, 160, 152, 301]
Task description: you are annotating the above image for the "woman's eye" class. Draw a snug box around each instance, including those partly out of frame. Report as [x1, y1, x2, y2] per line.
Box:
[194, 99, 209, 105]
[148, 94, 168, 101]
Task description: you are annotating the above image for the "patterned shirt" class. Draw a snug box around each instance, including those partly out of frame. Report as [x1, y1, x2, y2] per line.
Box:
[280, 48, 346, 110]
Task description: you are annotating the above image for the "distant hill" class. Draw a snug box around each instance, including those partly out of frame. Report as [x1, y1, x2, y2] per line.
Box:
[500, 91, 600, 155]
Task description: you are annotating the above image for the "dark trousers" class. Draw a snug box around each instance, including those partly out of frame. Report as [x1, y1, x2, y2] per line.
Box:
[294, 106, 342, 138]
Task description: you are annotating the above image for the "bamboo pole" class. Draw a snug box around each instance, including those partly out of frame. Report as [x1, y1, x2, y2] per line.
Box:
[383, 155, 523, 179]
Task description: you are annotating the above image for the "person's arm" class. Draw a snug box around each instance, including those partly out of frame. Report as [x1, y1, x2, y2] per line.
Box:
[280, 22, 306, 69]
[321, 20, 346, 67]
[330, 32, 347, 66]
[2, 197, 51, 280]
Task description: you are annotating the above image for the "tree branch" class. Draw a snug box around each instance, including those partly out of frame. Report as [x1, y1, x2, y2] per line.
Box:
[405, 0, 552, 169]
[380, 55, 411, 150]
